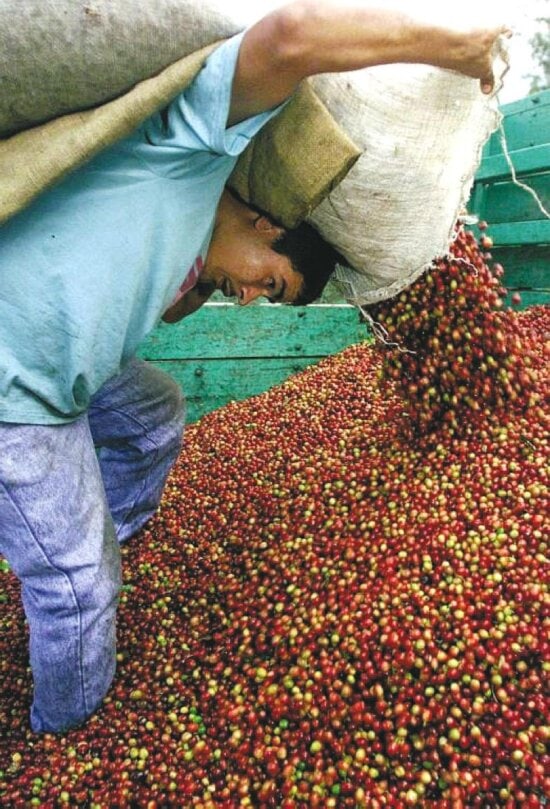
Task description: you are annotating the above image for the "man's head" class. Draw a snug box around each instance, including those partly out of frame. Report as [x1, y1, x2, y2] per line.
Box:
[202, 190, 344, 306]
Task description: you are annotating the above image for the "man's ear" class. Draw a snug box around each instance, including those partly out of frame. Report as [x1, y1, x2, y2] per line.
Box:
[253, 215, 284, 238]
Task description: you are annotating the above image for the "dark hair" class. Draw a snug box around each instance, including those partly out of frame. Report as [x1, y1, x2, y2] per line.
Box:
[271, 220, 346, 305]
[228, 188, 344, 305]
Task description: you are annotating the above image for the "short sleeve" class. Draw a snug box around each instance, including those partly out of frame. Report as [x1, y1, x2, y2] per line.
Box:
[141, 32, 287, 164]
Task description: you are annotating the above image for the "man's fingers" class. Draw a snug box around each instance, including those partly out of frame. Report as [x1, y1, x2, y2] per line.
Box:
[481, 74, 494, 94]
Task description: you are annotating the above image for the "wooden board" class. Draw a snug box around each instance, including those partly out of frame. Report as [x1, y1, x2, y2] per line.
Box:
[483, 90, 550, 155]
[138, 303, 368, 422]
[490, 244, 549, 290]
[148, 357, 325, 424]
[474, 144, 550, 181]
[467, 89, 549, 308]
[475, 220, 550, 247]
[476, 172, 549, 224]
[139, 303, 365, 360]
[504, 290, 550, 309]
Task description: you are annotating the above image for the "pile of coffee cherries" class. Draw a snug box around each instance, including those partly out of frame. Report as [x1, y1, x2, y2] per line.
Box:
[367, 225, 542, 433]
[0, 231, 548, 808]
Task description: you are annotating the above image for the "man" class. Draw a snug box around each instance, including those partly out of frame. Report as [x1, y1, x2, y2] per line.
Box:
[161, 188, 344, 322]
[0, 1, 507, 733]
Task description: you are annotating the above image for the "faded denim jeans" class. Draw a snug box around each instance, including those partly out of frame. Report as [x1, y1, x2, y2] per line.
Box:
[0, 359, 185, 733]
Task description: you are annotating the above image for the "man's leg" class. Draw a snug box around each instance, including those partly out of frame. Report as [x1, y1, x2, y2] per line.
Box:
[88, 359, 185, 544]
[0, 419, 121, 733]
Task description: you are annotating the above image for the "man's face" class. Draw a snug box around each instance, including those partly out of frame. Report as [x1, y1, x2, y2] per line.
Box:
[201, 200, 304, 306]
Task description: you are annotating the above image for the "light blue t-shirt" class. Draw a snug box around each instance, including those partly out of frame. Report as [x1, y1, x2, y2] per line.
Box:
[0, 33, 281, 425]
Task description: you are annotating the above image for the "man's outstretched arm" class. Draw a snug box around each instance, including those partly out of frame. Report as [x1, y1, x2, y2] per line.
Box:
[229, 1, 509, 125]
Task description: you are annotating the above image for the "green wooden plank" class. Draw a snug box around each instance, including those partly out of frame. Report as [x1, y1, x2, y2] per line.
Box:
[148, 357, 331, 423]
[496, 89, 550, 117]
[504, 290, 550, 310]
[483, 91, 550, 155]
[472, 172, 550, 224]
[489, 245, 550, 288]
[475, 144, 550, 181]
[138, 303, 365, 360]
[468, 183, 486, 218]
[472, 220, 550, 246]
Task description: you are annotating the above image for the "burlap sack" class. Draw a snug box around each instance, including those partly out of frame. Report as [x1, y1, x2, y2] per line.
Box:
[308, 58, 507, 305]
[0, 1, 359, 227]
[0, 0, 241, 136]
[0, 44, 217, 224]
[230, 82, 360, 228]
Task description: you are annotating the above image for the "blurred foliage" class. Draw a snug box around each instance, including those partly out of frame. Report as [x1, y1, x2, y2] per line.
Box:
[527, 15, 550, 93]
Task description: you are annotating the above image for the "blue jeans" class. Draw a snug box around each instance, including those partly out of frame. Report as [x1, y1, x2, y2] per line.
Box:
[0, 360, 185, 733]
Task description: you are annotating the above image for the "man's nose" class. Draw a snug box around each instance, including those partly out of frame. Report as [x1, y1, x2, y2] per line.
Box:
[238, 286, 263, 306]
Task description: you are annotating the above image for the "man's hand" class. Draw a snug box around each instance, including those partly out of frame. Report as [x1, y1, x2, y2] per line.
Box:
[162, 281, 216, 324]
[228, 1, 510, 125]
